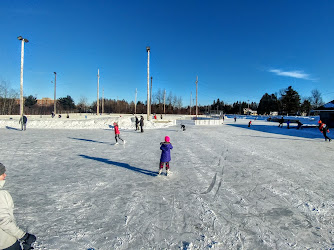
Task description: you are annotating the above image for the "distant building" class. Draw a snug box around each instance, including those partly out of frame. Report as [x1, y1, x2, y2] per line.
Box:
[37, 98, 54, 106]
[269, 111, 278, 116]
[243, 108, 257, 115]
[313, 100, 334, 128]
[15, 97, 54, 106]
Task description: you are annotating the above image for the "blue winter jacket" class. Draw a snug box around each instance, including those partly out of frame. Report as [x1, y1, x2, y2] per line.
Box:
[160, 142, 173, 162]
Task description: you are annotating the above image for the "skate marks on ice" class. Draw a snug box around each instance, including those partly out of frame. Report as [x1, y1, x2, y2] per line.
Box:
[79, 154, 157, 176]
[188, 148, 227, 196]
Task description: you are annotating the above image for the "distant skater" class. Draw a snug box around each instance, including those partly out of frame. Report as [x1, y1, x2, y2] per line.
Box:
[319, 121, 331, 142]
[234, 116, 237, 122]
[19, 115, 27, 131]
[140, 116, 144, 133]
[113, 122, 125, 144]
[181, 124, 186, 131]
[248, 121, 252, 127]
[159, 136, 173, 176]
[135, 116, 139, 131]
[287, 120, 290, 129]
[296, 121, 303, 129]
[278, 116, 284, 128]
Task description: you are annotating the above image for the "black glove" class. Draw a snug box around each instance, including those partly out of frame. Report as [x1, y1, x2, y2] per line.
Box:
[20, 233, 36, 249]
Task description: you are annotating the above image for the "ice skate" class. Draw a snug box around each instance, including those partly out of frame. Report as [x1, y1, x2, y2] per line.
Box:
[158, 169, 162, 175]
[115, 142, 119, 145]
[166, 169, 170, 176]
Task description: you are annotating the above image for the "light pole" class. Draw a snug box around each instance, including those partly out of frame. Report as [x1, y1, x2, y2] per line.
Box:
[146, 46, 150, 120]
[53, 72, 57, 114]
[17, 36, 29, 117]
[97, 69, 100, 115]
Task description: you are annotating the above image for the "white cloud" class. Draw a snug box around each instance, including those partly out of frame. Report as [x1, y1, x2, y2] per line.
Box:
[269, 69, 311, 80]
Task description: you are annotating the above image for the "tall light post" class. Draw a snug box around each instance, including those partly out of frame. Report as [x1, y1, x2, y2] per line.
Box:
[53, 72, 57, 114]
[97, 69, 100, 115]
[17, 36, 29, 117]
[146, 46, 150, 120]
[195, 76, 198, 117]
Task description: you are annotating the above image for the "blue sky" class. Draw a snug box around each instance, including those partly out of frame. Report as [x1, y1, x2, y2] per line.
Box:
[1, 0, 334, 106]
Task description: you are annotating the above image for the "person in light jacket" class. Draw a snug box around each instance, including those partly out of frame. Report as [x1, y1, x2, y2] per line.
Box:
[0, 163, 36, 250]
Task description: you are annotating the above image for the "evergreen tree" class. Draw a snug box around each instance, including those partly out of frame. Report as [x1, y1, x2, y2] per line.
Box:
[24, 95, 37, 108]
[301, 99, 312, 115]
[280, 86, 301, 115]
[58, 95, 76, 111]
[257, 93, 278, 115]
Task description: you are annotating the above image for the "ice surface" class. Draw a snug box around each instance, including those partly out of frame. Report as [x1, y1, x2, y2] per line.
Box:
[0, 115, 333, 249]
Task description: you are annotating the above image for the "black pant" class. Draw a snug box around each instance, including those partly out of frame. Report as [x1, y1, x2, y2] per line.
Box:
[115, 134, 123, 143]
[323, 130, 331, 141]
[140, 126, 144, 132]
[3, 240, 22, 250]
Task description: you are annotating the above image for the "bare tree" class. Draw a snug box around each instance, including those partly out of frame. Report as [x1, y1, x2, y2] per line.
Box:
[77, 96, 89, 113]
[310, 89, 324, 109]
[0, 80, 19, 115]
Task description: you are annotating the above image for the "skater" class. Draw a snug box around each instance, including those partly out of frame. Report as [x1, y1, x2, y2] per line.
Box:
[296, 121, 303, 129]
[286, 120, 290, 129]
[319, 122, 331, 142]
[234, 116, 237, 122]
[140, 116, 144, 133]
[19, 115, 27, 131]
[113, 122, 125, 144]
[278, 116, 284, 128]
[181, 124, 186, 131]
[248, 121, 252, 127]
[0, 163, 36, 250]
[135, 116, 139, 131]
[159, 136, 173, 176]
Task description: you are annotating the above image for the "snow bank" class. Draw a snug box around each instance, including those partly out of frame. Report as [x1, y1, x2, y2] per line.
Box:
[0, 114, 177, 130]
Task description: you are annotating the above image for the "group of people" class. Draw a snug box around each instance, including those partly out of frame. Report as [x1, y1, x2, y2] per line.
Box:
[135, 116, 144, 132]
[113, 116, 174, 176]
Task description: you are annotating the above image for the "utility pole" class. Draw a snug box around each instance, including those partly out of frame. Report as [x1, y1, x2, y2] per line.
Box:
[164, 89, 166, 114]
[190, 92, 192, 115]
[150, 76, 153, 116]
[146, 46, 150, 120]
[97, 69, 100, 115]
[102, 88, 104, 114]
[135, 88, 137, 114]
[53, 72, 57, 114]
[18, 36, 29, 118]
[195, 76, 198, 117]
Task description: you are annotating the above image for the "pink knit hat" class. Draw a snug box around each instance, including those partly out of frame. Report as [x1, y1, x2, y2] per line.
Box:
[165, 136, 170, 142]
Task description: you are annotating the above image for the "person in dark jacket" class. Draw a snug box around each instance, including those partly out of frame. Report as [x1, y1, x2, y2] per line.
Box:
[159, 136, 173, 176]
[296, 121, 303, 129]
[135, 116, 139, 131]
[139, 116, 144, 133]
[0, 163, 36, 250]
[278, 116, 284, 128]
[19, 115, 27, 131]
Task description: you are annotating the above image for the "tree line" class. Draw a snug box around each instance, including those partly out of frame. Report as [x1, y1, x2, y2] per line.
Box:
[209, 86, 325, 115]
[0, 80, 326, 116]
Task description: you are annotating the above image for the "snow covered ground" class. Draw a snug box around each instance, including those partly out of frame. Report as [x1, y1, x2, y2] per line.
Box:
[0, 115, 333, 249]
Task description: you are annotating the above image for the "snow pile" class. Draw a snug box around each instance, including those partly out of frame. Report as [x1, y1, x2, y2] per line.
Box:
[0, 114, 177, 130]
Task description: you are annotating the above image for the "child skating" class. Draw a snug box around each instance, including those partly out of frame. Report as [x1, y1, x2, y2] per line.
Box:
[159, 136, 173, 176]
[113, 122, 125, 145]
